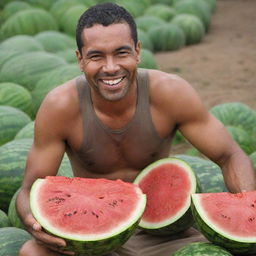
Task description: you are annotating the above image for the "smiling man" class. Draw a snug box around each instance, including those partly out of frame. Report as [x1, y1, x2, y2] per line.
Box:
[17, 3, 256, 256]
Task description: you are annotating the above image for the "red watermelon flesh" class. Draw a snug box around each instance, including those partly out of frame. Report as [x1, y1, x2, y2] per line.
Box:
[192, 191, 256, 239]
[30, 176, 146, 241]
[138, 163, 191, 223]
[134, 158, 197, 231]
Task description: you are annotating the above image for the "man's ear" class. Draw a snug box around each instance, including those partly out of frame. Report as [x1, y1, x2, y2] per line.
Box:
[135, 40, 141, 64]
[76, 49, 84, 71]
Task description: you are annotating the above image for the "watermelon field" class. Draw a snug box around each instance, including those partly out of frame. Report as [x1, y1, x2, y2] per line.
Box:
[0, 0, 256, 255]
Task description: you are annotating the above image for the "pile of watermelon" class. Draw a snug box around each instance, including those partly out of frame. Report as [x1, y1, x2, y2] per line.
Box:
[1, 0, 256, 255]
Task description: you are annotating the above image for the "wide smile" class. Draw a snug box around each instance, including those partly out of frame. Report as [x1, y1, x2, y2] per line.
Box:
[100, 76, 126, 89]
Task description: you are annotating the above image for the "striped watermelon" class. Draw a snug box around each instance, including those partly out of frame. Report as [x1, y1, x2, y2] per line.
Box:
[8, 189, 24, 229]
[50, 0, 86, 21]
[137, 29, 153, 52]
[135, 15, 166, 32]
[172, 242, 233, 256]
[226, 125, 255, 155]
[56, 48, 77, 63]
[0, 8, 58, 40]
[250, 151, 256, 169]
[31, 64, 80, 115]
[0, 227, 31, 255]
[0, 35, 44, 52]
[148, 23, 185, 52]
[144, 4, 176, 21]
[59, 5, 87, 36]
[173, 0, 211, 31]
[34, 30, 76, 53]
[138, 49, 158, 69]
[14, 121, 34, 140]
[0, 209, 10, 228]
[175, 155, 227, 193]
[0, 106, 31, 146]
[0, 50, 24, 70]
[115, 0, 146, 18]
[171, 14, 205, 45]
[0, 51, 67, 91]
[0, 138, 33, 212]
[210, 102, 256, 136]
[2, 1, 32, 21]
[0, 82, 33, 116]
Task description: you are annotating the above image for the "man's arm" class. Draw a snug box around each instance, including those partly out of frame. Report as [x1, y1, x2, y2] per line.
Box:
[16, 89, 73, 252]
[179, 111, 256, 192]
[160, 74, 256, 193]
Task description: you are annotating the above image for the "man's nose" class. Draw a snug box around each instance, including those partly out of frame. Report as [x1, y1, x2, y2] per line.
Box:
[102, 56, 120, 73]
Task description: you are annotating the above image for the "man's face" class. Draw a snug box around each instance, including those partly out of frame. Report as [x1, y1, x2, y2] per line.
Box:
[77, 23, 140, 101]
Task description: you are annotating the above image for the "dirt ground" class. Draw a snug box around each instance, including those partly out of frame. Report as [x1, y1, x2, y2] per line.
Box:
[155, 0, 256, 111]
[155, 0, 256, 154]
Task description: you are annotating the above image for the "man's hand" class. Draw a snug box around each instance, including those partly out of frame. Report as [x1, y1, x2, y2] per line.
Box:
[24, 213, 75, 255]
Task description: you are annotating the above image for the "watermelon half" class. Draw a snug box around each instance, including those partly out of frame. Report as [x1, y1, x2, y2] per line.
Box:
[134, 157, 200, 235]
[30, 176, 146, 255]
[192, 191, 256, 255]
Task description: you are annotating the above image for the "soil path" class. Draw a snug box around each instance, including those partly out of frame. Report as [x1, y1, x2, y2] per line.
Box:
[155, 0, 256, 110]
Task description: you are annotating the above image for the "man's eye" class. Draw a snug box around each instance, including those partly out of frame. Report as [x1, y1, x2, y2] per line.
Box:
[118, 51, 129, 56]
[90, 55, 101, 61]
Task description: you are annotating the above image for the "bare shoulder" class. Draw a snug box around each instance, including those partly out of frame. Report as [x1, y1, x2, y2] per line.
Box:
[37, 78, 79, 118]
[147, 69, 207, 122]
[35, 77, 80, 136]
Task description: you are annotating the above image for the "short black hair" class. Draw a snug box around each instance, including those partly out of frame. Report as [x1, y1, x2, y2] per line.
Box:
[76, 2, 138, 54]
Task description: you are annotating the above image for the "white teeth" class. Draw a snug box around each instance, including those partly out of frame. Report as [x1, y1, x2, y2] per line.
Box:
[102, 77, 122, 85]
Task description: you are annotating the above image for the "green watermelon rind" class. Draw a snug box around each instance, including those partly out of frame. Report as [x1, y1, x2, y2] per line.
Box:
[172, 241, 233, 256]
[134, 157, 199, 233]
[30, 179, 146, 255]
[191, 193, 256, 255]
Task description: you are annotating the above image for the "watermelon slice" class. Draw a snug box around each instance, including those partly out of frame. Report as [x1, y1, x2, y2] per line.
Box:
[192, 191, 256, 255]
[134, 157, 200, 235]
[30, 176, 146, 255]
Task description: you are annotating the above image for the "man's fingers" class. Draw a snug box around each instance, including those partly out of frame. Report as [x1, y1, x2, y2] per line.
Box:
[36, 239, 75, 255]
[32, 222, 41, 231]
[34, 231, 66, 247]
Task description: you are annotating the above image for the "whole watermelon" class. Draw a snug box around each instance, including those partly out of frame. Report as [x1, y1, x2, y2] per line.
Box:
[0, 8, 58, 41]
[171, 13, 205, 45]
[0, 138, 33, 212]
[172, 242, 233, 255]
[59, 5, 87, 36]
[34, 30, 76, 53]
[173, 0, 211, 31]
[0, 35, 44, 52]
[148, 23, 185, 52]
[138, 49, 158, 69]
[0, 106, 31, 146]
[175, 154, 227, 193]
[31, 64, 80, 116]
[135, 15, 166, 32]
[0, 51, 67, 91]
[210, 102, 256, 136]
[2, 1, 32, 21]
[0, 210, 10, 228]
[144, 4, 176, 21]
[0, 227, 31, 256]
[0, 82, 33, 117]
[14, 121, 35, 140]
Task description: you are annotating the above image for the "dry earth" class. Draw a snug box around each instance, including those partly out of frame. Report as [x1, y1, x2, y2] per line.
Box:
[156, 0, 256, 110]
